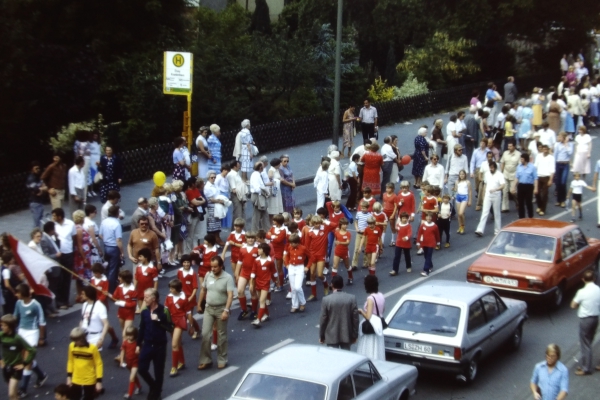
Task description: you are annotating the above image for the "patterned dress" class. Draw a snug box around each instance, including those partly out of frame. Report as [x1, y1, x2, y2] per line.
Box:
[240, 129, 254, 173]
[361, 151, 384, 196]
[412, 135, 429, 178]
[173, 148, 186, 181]
[83, 217, 102, 265]
[207, 134, 222, 173]
[73, 224, 92, 280]
[99, 155, 123, 203]
[342, 110, 355, 148]
[279, 164, 295, 213]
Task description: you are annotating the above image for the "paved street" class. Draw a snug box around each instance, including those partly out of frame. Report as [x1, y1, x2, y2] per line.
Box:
[2, 109, 600, 399]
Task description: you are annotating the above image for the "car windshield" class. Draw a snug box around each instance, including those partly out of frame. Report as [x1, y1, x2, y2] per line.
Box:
[486, 231, 556, 262]
[388, 300, 461, 337]
[234, 373, 327, 400]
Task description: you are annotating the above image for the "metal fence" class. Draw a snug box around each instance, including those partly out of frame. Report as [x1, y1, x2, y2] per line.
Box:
[0, 72, 557, 214]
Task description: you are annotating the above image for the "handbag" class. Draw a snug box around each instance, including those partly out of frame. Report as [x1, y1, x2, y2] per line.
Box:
[252, 145, 259, 156]
[361, 296, 388, 334]
[94, 171, 103, 184]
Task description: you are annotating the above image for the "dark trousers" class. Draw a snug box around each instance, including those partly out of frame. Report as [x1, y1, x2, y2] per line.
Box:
[69, 383, 96, 400]
[381, 161, 394, 192]
[138, 342, 167, 400]
[56, 253, 74, 307]
[537, 176, 550, 212]
[517, 183, 534, 218]
[357, 164, 365, 201]
[436, 218, 450, 244]
[556, 163, 569, 203]
[579, 316, 599, 373]
[361, 123, 375, 142]
[423, 247, 434, 273]
[346, 177, 358, 209]
[392, 247, 411, 272]
[327, 343, 351, 350]
[104, 245, 121, 293]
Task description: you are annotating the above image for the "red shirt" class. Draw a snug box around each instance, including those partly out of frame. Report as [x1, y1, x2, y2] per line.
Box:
[165, 292, 190, 320]
[396, 191, 416, 216]
[90, 275, 108, 303]
[121, 340, 138, 366]
[363, 226, 382, 248]
[422, 196, 438, 213]
[226, 231, 246, 264]
[134, 264, 158, 293]
[251, 257, 277, 289]
[177, 267, 198, 298]
[293, 218, 306, 232]
[284, 244, 309, 266]
[300, 225, 312, 249]
[185, 188, 201, 202]
[417, 222, 440, 248]
[334, 230, 351, 257]
[361, 197, 376, 212]
[113, 284, 137, 320]
[306, 221, 338, 258]
[238, 243, 259, 278]
[394, 223, 413, 248]
[373, 212, 388, 226]
[267, 225, 287, 259]
[193, 244, 219, 277]
[382, 192, 397, 217]
[326, 202, 345, 225]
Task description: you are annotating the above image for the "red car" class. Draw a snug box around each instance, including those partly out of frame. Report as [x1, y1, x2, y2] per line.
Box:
[467, 219, 600, 308]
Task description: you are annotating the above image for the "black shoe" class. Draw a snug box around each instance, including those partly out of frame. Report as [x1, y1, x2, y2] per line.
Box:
[249, 312, 257, 321]
[34, 373, 48, 388]
[237, 310, 249, 321]
[347, 279, 353, 285]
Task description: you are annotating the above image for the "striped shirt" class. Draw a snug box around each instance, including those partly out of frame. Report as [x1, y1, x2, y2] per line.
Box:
[14, 299, 46, 330]
[355, 211, 373, 232]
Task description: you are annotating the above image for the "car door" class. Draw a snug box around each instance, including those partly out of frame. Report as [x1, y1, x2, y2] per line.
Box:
[559, 232, 577, 286]
[483, 292, 513, 345]
[479, 293, 507, 352]
[465, 299, 491, 360]
[571, 228, 595, 284]
[351, 361, 394, 400]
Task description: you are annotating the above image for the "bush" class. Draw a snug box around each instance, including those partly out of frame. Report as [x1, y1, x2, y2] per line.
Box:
[393, 73, 429, 99]
[367, 77, 395, 102]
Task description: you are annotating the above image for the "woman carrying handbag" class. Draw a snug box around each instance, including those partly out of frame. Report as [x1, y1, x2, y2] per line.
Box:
[357, 275, 386, 360]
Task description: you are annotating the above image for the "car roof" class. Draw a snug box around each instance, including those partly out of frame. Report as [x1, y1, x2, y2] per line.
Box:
[245, 344, 365, 383]
[502, 218, 573, 237]
[405, 280, 491, 304]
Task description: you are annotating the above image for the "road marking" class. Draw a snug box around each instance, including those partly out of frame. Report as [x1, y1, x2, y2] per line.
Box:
[162, 366, 240, 400]
[263, 338, 295, 354]
[382, 196, 597, 300]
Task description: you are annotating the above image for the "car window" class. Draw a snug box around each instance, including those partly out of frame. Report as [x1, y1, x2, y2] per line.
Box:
[337, 375, 354, 400]
[495, 293, 507, 314]
[562, 232, 576, 259]
[388, 300, 461, 336]
[487, 231, 555, 262]
[234, 373, 327, 400]
[468, 300, 487, 332]
[572, 228, 588, 251]
[481, 294, 501, 321]
[352, 362, 381, 397]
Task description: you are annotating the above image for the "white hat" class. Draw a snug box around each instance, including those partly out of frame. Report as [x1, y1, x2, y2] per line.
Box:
[330, 151, 340, 158]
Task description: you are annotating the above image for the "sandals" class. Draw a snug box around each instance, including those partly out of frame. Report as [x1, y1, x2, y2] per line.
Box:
[290, 308, 298, 313]
[299, 305, 306, 312]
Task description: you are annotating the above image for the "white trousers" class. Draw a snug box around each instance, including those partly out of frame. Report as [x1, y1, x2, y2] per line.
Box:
[316, 192, 326, 212]
[288, 265, 306, 309]
[476, 193, 501, 235]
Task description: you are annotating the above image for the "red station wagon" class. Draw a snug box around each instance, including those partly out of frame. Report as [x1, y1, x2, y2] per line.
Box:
[467, 219, 600, 308]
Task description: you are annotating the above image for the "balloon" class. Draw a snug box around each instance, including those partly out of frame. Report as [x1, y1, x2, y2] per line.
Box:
[401, 155, 412, 165]
[153, 171, 166, 187]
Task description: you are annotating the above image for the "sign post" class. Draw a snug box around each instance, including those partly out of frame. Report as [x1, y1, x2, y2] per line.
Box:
[164, 51, 195, 174]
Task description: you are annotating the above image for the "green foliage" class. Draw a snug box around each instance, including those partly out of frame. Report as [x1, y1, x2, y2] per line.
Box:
[49, 115, 114, 154]
[396, 32, 480, 88]
[367, 77, 395, 102]
[393, 73, 429, 100]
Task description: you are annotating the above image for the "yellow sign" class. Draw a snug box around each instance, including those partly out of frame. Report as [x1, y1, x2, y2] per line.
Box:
[164, 51, 193, 95]
[172, 54, 185, 67]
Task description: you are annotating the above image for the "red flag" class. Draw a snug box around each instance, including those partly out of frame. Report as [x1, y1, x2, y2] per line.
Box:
[8, 235, 55, 298]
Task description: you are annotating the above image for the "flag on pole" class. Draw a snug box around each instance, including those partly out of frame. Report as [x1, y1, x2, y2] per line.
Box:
[8, 235, 55, 298]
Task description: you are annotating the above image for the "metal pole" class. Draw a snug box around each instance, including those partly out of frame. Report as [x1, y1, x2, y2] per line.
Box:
[332, 0, 343, 147]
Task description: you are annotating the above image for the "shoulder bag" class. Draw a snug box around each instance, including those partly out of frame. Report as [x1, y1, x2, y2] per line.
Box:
[361, 296, 388, 334]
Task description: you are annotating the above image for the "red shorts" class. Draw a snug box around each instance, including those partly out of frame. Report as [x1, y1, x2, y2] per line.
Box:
[383, 210, 394, 219]
[334, 246, 349, 259]
[255, 284, 270, 292]
[231, 253, 240, 265]
[136, 281, 154, 295]
[240, 267, 252, 281]
[309, 254, 326, 264]
[172, 315, 188, 330]
[126, 359, 139, 369]
[365, 244, 379, 254]
[185, 301, 195, 313]
[118, 307, 136, 321]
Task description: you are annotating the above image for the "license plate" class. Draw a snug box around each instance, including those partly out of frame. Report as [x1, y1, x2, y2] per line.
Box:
[484, 276, 518, 287]
[403, 343, 432, 353]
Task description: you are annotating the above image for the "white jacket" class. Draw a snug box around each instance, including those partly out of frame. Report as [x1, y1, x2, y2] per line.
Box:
[213, 195, 232, 219]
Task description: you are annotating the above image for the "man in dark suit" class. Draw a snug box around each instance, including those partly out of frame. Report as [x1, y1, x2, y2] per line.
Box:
[319, 275, 359, 350]
[130, 197, 148, 230]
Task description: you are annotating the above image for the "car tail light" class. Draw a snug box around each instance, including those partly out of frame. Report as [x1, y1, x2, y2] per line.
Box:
[453, 347, 462, 360]
[467, 271, 481, 281]
[527, 278, 544, 290]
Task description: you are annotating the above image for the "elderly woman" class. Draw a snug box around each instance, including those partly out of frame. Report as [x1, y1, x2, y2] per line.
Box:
[267, 158, 284, 219]
[431, 119, 446, 160]
[170, 180, 191, 263]
[531, 88, 545, 128]
[72, 210, 92, 302]
[215, 165, 233, 229]
[148, 195, 169, 264]
[89, 131, 102, 197]
[360, 143, 383, 196]
[97, 145, 123, 203]
[518, 99, 533, 150]
[172, 137, 187, 181]
[412, 127, 430, 189]
[279, 154, 296, 213]
[204, 171, 226, 246]
[328, 151, 343, 201]
[207, 124, 222, 172]
[195, 126, 211, 181]
[83, 204, 103, 265]
[28, 228, 43, 252]
[235, 119, 254, 182]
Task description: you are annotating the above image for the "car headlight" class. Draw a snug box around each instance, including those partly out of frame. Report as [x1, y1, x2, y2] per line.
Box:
[526, 277, 544, 290]
[467, 271, 481, 281]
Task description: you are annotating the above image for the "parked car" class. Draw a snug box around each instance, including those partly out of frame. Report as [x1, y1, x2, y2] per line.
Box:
[228, 344, 418, 400]
[383, 280, 527, 383]
[467, 219, 600, 308]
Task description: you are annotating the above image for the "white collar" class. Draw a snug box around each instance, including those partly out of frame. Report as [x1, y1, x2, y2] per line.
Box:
[168, 292, 186, 300]
[92, 275, 107, 282]
[179, 267, 194, 277]
[259, 256, 272, 264]
[119, 283, 135, 294]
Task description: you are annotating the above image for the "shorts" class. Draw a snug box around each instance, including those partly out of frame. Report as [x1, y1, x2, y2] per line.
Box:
[198, 268, 209, 278]
[383, 209, 394, 219]
[18, 328, 40, 348]
[456, 194, 468, 203]
[240, 268, 252, 281]
[3, 365, 23, 382]
[365, 244, 379, 254]
[126, 360, 139, 369]
[172, 315, 188, 330]
[255, 284, 270, 292]
[334, 247, 349, 259]
[118, 307, 136, 321]
[573, 193, 582, 202]
[185, 300, 195, 313]
[230, 252, 240, 265]
[309, 254, 326, 264]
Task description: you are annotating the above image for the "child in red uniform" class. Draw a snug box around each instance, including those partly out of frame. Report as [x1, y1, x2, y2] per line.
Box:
[165, 279, 193, 377]
[372, 202, 388, 252]
[266, 214, 286, 291]
[236, 232, 259, 321]
[360, 187, 376, 212]
[305, 215, 338, 301]
[133, 248, 158, 312]
[293, 208, 306, 231]
[110, 269, 137, 362]
[390, 212, 412, 276]
[221, 218, 245, 275]
[177, 254, 200, 339]
[250, 243, 278, 328]
[359, 217, 383, 275]
[119, 326, 142, 399]
[396, 181, 416, 225]
[333, 218, 353, 285]
[382, 183, 398, 244]
[90, 263, 119, 347]
[417, 212, 440, 277]
[192, 234, 219, 291]
[283, 234, 308, 312]
[421, 185, 439, 222]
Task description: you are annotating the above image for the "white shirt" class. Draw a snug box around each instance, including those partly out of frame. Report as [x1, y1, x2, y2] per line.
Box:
[54, 218, 76, 254]
[226, 170, 241, 193]
[249, 170, 266, 194]
[528, 140, 540, 163]
[352, 145, 367, 160]
[314, 170, 328, 194]
[68, 165, 85, 195]
[575, 134, 592, 153]
[571, 179, 587, 195]
[484, 171, 505, 197]
[347, 162, 358, 178]
[534, 153, 556, 177]
[381, 144, 397, 162]
[560, 58, 568, 72]
[358, 106, 378, 124]
[422, 163, 445, 187]
[573, 282, 600, 318]
[480, 160, 492, 182]
[215, 174, 230, 193]
[446, 121, 457, 150]
[537, 129, 556, 148]
[446, 154, 469, 177]
[439, 202, 452, 219]
[81, 301, 108, 334]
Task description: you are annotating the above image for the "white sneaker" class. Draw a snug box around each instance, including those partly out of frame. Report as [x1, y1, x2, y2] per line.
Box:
[266, 299, 271, 306]
[261, 314, 270, 322]
[286, 292, 292, 299]
[211, 343, 217, 351]
[323, 267, 329, 275]
[251, 319, 261, 327]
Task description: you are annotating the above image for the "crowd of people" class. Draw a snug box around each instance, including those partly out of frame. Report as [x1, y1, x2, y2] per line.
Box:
[2, 52, 600, 399]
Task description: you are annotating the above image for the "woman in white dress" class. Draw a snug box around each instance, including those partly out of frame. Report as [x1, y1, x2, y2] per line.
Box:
[267, 158, 284, 219]
[571, 126, 592, 178]
[389, 135, 401, 184]
[235, 119, 254, 182]
[195, 126, 210, 180]
[357, 275, 386, 360]
[83, 204, 104, 265]
[327, 151, 343, 201]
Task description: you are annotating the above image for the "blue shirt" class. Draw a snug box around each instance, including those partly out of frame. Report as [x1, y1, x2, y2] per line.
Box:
[553, 142, 573, 162]
[516, 163, 538, 184]
[485, 89, 497, 104]
[470, 148, 490, 174]
[137, 304, 172, 347]
[531, 361, 568, 400]
[98, 217, 122, 246]
[14, 299, 46, 330]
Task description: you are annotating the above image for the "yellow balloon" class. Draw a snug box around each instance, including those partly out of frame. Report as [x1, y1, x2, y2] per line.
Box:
[153, 171, 166, 187]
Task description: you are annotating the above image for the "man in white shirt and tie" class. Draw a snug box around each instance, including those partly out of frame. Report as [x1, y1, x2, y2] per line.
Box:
[358, 100, 378, 142]
[68, 156, 86, 213]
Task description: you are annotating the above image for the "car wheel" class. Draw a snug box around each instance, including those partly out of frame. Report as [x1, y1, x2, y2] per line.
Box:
[508, 324, 523, 351]
[464, 357, 478, 383]
[551, 282, 565, 309]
